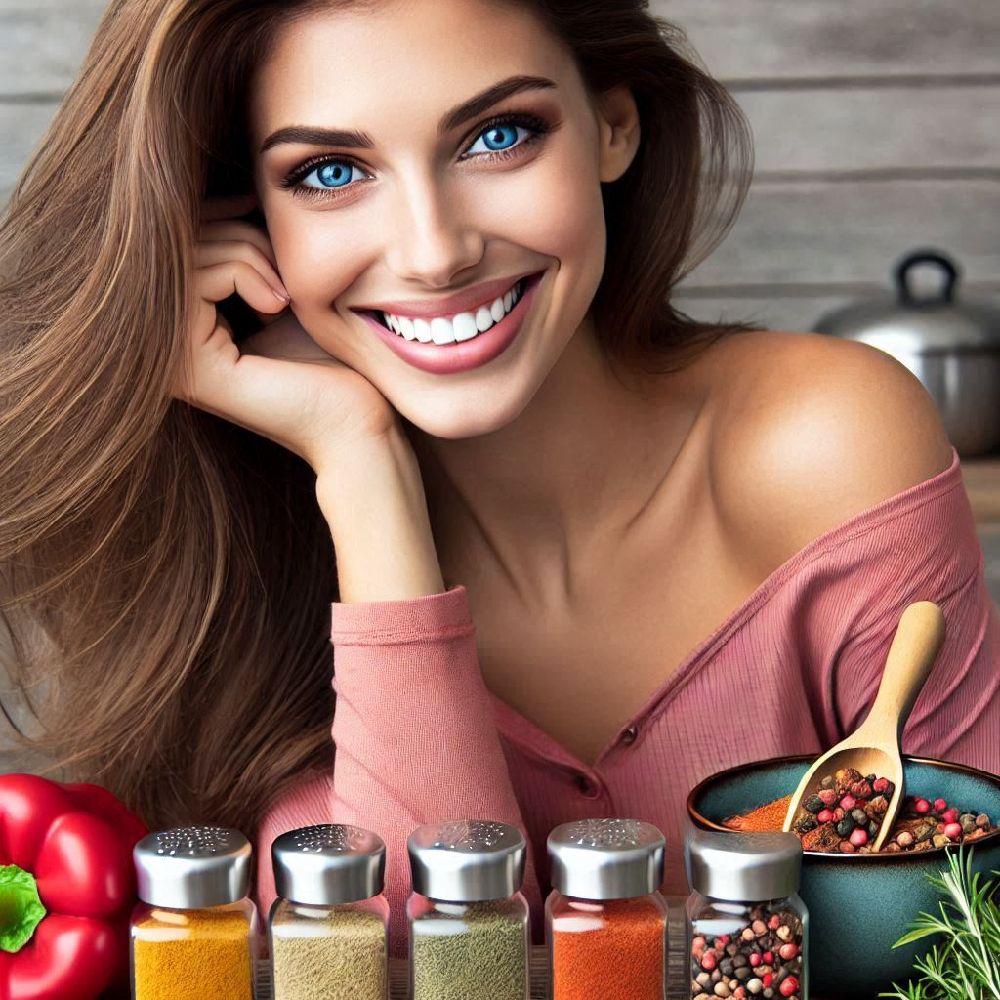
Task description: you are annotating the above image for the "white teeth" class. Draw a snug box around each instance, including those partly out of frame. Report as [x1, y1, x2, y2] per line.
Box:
[453, 312, 479, 342]
[379, 278, 525, 344]
[430, 317, 455, 344]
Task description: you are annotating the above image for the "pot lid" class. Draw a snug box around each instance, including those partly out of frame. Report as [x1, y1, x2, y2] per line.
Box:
[813, 249, 1000, 354]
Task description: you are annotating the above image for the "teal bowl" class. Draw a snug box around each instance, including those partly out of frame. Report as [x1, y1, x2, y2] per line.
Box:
[687, 755, 1000, 999]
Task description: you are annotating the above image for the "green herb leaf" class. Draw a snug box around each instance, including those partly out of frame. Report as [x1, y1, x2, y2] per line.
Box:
[0, 864, 47, 953]
[878, 847, 1000, 1000]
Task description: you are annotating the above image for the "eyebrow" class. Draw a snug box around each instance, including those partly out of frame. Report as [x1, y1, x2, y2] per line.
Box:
[258, 74, 557, 154]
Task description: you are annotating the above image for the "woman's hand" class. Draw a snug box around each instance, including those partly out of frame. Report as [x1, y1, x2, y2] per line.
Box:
[171, 193, 400, 475]
[173, 194, 444, 599]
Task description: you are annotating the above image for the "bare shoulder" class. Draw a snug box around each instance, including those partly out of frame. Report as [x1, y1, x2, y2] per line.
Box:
[698, 329, 954, 575]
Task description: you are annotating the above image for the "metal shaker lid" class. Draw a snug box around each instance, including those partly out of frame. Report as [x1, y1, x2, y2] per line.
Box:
[547, 818, 665, 900]
[272, 824, 386, 905]
[134, 826, 252, 909]
[407, 820, 526, 902]
[686, 829, 802, 902]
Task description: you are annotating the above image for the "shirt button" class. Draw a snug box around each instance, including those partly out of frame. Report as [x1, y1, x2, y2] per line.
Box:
[621, 725, 639, 745]
[574, 774, 600, 798]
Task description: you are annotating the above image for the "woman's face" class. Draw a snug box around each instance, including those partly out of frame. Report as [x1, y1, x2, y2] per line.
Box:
[249, 0, 637, 439]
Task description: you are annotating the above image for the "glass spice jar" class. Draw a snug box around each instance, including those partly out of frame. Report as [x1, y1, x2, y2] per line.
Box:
[269, 823, 389, 1000]
[546, 818, 669, 1000]
[685, 830, 809, 1000]
[407, 819, 530, 1000]
[130, 826, 259, 1000]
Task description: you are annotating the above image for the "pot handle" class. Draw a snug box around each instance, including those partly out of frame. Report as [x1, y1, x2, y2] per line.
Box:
[895, 249, 960, 306]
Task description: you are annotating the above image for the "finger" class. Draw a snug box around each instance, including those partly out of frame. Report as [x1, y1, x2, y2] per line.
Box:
[196, 260, 290, 315]
[200, 220, 277, 269]
[196, 239, 280, 280]
[201, 193, 258, 223]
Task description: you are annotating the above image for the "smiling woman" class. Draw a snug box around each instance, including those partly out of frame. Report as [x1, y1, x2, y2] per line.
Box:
[1, 0, 998, 967]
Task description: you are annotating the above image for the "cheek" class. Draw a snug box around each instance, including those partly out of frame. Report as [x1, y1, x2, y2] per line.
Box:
[265, 208, 365, 310]
[470, 149, 606, 265]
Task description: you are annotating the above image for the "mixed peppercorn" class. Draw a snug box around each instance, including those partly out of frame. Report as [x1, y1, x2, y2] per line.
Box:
[792, 768, 895, 853]
[690, 906, 804, 999]
[724, 767, 997, 854]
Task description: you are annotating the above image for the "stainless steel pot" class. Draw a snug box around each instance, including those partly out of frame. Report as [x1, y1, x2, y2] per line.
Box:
[813, 249, 1000, 457]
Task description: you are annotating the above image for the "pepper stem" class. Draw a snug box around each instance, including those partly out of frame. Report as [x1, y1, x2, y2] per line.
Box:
[0, 864, 47, 953]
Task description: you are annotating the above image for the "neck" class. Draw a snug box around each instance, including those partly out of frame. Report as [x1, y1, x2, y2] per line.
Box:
[406, 316, 702, 604]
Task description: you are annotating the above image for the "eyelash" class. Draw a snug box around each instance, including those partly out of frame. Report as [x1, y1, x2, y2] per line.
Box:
[280, 111, 554, 201]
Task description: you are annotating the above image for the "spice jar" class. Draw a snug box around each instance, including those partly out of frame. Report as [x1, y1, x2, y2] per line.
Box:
[269, 823, 389, 1000]
[685, 830, 809, 1000]
[407, 819, 530, 1000]
[546, 818, 669, 1000]
[130, 825, 259, 1000]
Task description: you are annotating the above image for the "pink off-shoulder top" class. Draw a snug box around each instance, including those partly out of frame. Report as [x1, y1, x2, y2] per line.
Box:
[254, 448, 1000, 957]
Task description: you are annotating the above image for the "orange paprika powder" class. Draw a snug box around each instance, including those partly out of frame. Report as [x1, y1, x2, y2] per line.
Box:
[550, 895, 667, 1000]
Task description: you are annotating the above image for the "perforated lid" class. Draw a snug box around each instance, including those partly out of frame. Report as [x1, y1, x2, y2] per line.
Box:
[134, 826, 252, 909]
[272, 824, 386, 905]
[407, 820, 526, 902]
[547, 818, 665, 900]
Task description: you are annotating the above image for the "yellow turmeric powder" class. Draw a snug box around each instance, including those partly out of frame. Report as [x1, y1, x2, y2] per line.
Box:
[131, 904, 255, 1000]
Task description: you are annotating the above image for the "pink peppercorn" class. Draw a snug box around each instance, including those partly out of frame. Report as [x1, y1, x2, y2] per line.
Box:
[873, 777, 890, 793]
[763, 973, 773, 988]
[749, 953, 761, 968]
[850, 828, 869, 847]
[915, 798, 932, 814]
[817, 809, 834, 823]
[701, 950, 718, 971]
[818, 789, 837, 806]
[934, 798, 948, 812]
[840, 795, 857, 810]
[944, 822, 963, 840]
[779, 943, 800, 960]
[763, 951, 774, 964]
[780, 976, 800, 997]
[768, 915, 781, 930]
[942, 808, 960, 824]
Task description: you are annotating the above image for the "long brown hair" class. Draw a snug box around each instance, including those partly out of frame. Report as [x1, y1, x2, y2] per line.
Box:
[0, 0, 754, 838]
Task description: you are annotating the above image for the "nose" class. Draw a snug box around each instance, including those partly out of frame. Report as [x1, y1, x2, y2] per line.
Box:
[383, 169, 484, 288]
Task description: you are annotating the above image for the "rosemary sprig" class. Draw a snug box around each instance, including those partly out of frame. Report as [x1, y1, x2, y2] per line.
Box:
[880, 846, 1000, 1000]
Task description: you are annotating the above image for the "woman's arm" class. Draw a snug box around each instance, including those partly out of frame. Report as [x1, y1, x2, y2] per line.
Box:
[256, 429, 543, 958]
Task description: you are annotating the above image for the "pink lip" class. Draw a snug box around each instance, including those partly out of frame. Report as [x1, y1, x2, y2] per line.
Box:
[359, 271, 545, 375]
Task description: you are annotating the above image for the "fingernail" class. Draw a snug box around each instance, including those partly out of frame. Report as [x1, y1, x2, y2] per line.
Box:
[272, 286, 290, 302]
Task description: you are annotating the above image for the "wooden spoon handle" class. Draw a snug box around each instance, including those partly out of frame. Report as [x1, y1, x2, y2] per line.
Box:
[859, 601, 946, 744]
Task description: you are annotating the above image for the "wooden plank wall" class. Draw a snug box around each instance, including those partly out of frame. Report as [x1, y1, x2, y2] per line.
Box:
[654, 0, 1000, 331]
[1, 0, 998, 333]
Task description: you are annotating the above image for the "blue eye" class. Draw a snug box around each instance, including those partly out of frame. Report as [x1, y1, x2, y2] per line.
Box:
[302, 160, 365, 190]
[466, 123, 527, 156]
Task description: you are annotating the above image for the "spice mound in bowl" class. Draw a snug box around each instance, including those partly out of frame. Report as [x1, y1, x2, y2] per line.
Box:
[724, 765, 997, 854]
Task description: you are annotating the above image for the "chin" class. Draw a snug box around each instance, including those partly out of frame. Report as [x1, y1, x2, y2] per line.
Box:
[394, 385, 533, 440]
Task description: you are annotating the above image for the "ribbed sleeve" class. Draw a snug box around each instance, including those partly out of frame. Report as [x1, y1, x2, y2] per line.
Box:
[255, 585, 543, 959]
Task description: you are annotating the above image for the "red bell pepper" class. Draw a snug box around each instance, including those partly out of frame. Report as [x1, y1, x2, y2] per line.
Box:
[0, 773, 147, 1000]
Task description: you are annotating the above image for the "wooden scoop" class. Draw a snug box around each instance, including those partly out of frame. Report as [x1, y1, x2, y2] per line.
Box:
[783, 601, 946, 852]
